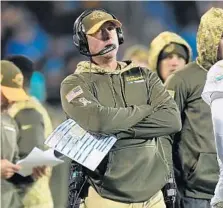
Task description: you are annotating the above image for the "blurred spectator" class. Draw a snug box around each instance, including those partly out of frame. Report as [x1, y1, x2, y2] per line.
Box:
[64, 50, 84, 75]
[148, 31, 192, 82]
[1, 60, 54, 207]
[123, 44, 149, 68]
[148, 31, 193, 207]
[30, 71, 47, 102]
[2, 5, 49, 61]
[40, 36, 70, 101]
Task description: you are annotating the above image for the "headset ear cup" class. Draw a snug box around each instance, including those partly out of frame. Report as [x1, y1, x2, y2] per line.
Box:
[117, 28, 124, 45]
[78, 31, 89, 53]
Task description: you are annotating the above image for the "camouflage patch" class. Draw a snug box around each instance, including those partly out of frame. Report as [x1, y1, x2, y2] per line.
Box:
[66, 86, 83, 103]
[168, 90, 175, 98]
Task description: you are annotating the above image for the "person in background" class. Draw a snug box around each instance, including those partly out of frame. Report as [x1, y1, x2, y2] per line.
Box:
[61, 8, 181, 208]
[148, 31, 192, 83]
[202, 60, 223, 208]
[1, 60, 48, 208]
[148, 31, 192, 208]
[1, 59, 54, 208]
[123, 44, 149, 67]
[165, 7, 223, 208]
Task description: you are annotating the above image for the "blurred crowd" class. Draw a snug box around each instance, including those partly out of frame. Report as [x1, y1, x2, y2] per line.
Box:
[1, 1, 222, 106]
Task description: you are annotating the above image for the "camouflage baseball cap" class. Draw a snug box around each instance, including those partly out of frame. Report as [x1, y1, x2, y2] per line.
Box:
[82, 10, 122, 35]
[1, 60, 29, 101]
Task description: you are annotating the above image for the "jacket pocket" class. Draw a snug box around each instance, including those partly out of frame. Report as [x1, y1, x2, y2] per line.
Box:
[186, 152, 219, 194]
[98, 140, 169, 202]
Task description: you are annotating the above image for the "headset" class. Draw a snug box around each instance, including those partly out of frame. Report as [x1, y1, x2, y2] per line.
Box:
[73, 8, 124, 57]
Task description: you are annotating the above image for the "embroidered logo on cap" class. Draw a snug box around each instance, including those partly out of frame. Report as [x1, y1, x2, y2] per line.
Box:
[12, 73, 23, 86]
[90, 11, 105, 20]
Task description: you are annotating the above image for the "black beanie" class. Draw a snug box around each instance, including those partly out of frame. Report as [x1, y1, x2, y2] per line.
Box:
[158, 43, 189, 63]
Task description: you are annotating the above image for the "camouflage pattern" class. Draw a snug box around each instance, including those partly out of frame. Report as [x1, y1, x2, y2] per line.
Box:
[75, 61, 134, 74]
[148, 31, 193, 72]
[196, 8, 223, 70]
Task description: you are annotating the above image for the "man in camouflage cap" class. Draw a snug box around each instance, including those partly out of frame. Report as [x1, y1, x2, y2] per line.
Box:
[61, 8, 182, 208]
[1, 60, 49, 208]
[3, 56, 54, 208]
[1, 60, 29, 103]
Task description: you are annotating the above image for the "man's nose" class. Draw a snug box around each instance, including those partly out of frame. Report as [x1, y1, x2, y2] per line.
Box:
[170, 56, 180, 67]
[102, 29, 111, 41]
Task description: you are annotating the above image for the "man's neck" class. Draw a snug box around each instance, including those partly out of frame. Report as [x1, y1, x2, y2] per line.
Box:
[92, 57, 118, 71]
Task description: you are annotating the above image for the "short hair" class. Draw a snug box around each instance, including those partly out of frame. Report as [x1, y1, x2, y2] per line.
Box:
[4, 55, 34, 87]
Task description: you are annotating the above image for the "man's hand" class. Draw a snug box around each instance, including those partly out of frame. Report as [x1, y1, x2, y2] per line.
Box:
[1, 159, 21, 179]
[32, 166, 47, 180]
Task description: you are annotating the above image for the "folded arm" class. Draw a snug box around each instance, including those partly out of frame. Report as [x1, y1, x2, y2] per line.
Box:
[60, 75, 155, 135]
[128, 70, 182, 138]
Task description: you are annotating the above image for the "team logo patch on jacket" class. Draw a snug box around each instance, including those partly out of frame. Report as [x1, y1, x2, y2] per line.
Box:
[78, 97, 92, 106]
[215, 74, 223, 82]
[125, 75, 145, 83]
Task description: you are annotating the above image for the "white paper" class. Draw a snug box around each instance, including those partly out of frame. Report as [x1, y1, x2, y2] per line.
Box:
[44, 119, 117, 171]
[16, 147, 64, 177]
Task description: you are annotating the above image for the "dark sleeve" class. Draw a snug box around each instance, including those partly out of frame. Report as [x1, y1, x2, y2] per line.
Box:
[129, 70, 182, 138]
[7, 173, 34, 185]
[14, 109, 45, 159]
[60, 75, 155, 135]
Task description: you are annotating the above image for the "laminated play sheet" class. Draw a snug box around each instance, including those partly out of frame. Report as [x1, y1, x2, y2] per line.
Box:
[44, 119, 117, 171]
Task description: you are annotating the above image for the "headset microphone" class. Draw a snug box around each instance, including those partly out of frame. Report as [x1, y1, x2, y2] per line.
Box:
[80, 44, 116, 57]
